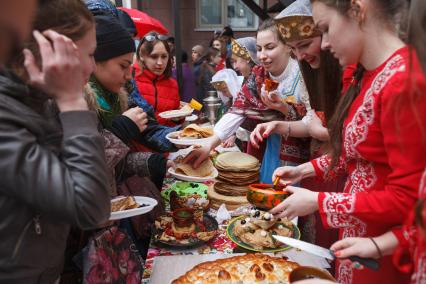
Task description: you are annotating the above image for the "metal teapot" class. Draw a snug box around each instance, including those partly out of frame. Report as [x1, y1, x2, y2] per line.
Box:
[203, 91, 221, 125]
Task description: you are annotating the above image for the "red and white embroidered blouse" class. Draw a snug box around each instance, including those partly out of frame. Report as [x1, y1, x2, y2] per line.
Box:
[311, 47, 426, 284]
[393, 170, 426, 284]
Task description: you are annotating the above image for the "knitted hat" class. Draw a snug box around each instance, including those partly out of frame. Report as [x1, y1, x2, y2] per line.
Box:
[94, 15, 136, 62]
[274, 0, 321, 42]
[117, 9, 137, 37]
[85, 0, 118, 17]
[231, 37, 259, 65]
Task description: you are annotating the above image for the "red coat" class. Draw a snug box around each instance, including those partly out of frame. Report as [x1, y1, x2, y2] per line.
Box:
[311, 47, 426, 284]
[134, 64, 180, 126]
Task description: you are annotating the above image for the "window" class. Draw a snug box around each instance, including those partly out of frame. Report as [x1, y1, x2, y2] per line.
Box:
[196, 0, 259, 31]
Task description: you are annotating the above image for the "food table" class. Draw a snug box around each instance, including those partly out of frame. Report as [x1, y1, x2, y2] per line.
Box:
[141, 177, 331, 283]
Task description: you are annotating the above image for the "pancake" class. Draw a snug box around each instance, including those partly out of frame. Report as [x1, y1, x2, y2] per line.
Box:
[215, 152, 259, 171]
[175, 159, 214, 177]
[179, 124, 213, 139]
[214, 182, 249, 196]
[207, 186, 248, 205]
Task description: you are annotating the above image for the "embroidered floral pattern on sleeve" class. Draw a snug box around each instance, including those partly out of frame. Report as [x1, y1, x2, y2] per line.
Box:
[315, 155, 348, 180]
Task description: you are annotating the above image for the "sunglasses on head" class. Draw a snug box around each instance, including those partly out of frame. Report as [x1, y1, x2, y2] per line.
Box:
[142, 33, 169, 43]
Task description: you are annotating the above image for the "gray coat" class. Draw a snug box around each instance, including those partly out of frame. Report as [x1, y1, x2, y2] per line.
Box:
[0, 71, 110, 283]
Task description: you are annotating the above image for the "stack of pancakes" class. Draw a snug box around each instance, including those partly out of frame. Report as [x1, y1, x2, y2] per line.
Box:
[208, 152, 259, 210]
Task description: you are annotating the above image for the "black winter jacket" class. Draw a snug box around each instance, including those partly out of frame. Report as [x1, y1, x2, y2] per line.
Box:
[0, 71, 110, 283]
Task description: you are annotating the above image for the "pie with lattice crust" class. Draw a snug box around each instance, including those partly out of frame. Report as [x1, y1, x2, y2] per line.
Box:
[172, 253, 299, 284]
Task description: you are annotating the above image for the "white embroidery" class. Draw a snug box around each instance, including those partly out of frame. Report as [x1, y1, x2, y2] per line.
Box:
[338, 262, 354, 284]
[350, 160, 378, 193]
[344, 55, 405, 160]
[315, 155, 347, 180]
[413, 251, 426, 284]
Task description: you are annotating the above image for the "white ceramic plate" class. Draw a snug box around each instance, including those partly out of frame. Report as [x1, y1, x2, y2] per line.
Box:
[168, 167, 218, 182]
[109, 196, 158, 221]
[159, 108, 193, 119]
[166, 131, 214, 146]
[185, 114, 198, 122]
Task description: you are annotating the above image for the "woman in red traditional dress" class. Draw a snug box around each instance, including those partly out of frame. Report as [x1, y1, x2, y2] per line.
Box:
[269, 0, 426, 283]
[304, 0, 426, 283]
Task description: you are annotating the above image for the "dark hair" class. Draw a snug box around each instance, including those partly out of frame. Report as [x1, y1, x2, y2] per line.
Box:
[181, 51, 188, 63]
[415, 198, 425, 230]
[167, 37, 175, 44]
[198, 47, 220, 85]
[300, 50, 341, 124]
[201, 47, 221, 63]
[12, 0, 94, 78]
[408, 0, 426, 73]
[221, 26, 234, 38]
[210, 37, 227, 58]
[137, 37, 173, 78]
[312, 0, 407, 168]
[257, 18, 285, 44]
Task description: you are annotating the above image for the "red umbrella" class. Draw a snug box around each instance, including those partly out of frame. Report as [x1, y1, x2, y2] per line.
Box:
[117, 7, 169, 38]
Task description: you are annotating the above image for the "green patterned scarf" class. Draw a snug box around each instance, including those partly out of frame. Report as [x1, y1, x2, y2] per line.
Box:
[88, 76, 122, 129]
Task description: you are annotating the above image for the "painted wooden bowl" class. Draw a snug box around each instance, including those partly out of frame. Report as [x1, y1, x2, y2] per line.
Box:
[289, 266, 336, 282]
[246, 183, 290, 210]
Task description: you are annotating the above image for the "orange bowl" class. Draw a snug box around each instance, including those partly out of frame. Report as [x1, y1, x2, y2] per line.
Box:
[247, 183, 290, 210]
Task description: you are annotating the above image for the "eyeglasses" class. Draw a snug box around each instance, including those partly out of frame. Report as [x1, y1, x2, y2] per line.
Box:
[142, 33, 169, 43]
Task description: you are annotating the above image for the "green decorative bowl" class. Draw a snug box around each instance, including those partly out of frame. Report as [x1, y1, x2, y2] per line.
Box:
[247, 183, 290, 210]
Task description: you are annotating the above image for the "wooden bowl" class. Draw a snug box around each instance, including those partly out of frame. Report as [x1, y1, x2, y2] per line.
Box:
[289, 266, 336, 283]
[246, 183, 290, 210]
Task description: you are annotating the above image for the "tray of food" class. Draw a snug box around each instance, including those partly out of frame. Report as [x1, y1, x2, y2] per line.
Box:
[166, 124, 214, 146]
[226, 209, 300, 253]
[153, 210, 218, 249]
[109, 196, 157, 220]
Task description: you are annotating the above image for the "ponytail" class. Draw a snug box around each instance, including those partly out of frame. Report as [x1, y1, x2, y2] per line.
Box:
[328, 64, 365, 169]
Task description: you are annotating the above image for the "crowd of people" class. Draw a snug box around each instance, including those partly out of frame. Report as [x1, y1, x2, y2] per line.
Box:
[0, 0, 425, 283]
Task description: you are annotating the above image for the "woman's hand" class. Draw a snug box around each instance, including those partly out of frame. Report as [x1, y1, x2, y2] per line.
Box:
[182, 145, 211, 168]
[123, 107, 148, 132]
[308, 111, 329, 141]
[250, 121, 281, 148]
[24, 30, 87, 111]
[331, 231, 398, 266]
[330, 238, 381, 261]
[272, 166, 303, 186]
[260, 86, 289, 114]
[221, 135, 236, 148]
[269, 186, 319, 220]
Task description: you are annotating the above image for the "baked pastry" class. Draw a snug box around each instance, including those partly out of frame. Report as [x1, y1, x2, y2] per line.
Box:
[172, 253, 299, 284]
[264, 78, 279, 92]
[111, 196, 139, 212]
